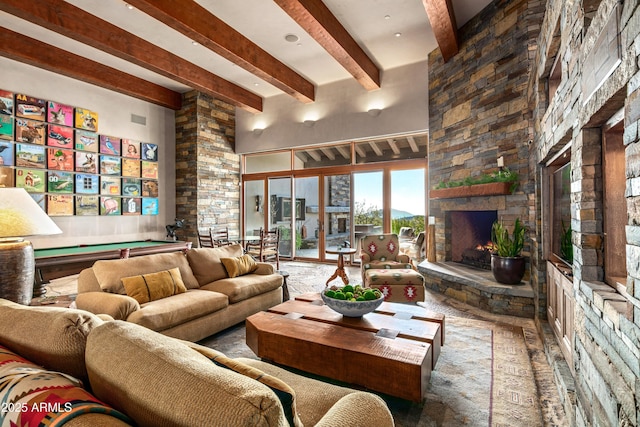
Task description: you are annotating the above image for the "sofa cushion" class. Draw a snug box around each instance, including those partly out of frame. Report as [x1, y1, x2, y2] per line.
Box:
[121, 267, 187, 304]
[86, 321, 289, 426]
[200, 273, 283, 304]
[186, 244, 244, 285]
[125, 289, 228, 332]
[0, 344, 132, 426]
[221, 254, 258, 278]
[92, 251, 200, 294]
[0, 299, 103, 382]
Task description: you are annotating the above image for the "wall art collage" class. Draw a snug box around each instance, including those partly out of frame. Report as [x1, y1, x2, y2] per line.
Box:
[0, 90, 159, 216]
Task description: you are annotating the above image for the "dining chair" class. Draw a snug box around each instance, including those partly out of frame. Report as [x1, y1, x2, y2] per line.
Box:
[211, 227, 230, 247]
[246, 228, 280, 270]
[197, 229, 215, 248]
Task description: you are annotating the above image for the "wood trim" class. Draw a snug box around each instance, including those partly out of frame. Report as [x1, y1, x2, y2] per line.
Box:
[429, 181, 513, 199]
[0, 27, 182, 110]
[0, 0, 262, 113]
[422, 0, 459, 62]
[274, 0, 380, 90]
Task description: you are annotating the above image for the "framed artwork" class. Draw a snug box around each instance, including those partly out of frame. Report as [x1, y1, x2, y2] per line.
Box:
[47, 194, 74, 216]
[75, 108, 98, 131]
[47, 101, 74, 127]
[75, 173, 99, 194]
[15, 143, 45, 168]
[100, 196, 121, 215]
[47, 171, 74, 193]
[0, 141, 14, 166]
[47, 148, 74, 171]
[47, 125, 73, 148]
[0, 90, 14, 115]
[122, 178, 141, 196]
[100, 176, 120, 195]
[76, 195, 99, 216]
[141, 179, 158, 197]
[0, 115, 13, 140]
[141, 161, 157, 179]
[122, 197, 141, 215]
[142, 198, 158, 215]
[15, 168, 45, 192]
[122, 139, 140, 158]
[30, 193, 46, 210]
[141, 143, 158, 161]
[100, 155, 121, 175]
[75, 130, 99, 152]
[15, 118, 46, 144]
[122, 158, 140, 177]
[99, 135, 121, 155]
[75, 152, 97, 174]
[0, 166, 14, 187]
[15, 94, 46, 121]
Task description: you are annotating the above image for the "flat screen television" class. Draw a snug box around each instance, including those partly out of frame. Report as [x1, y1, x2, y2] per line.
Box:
[551, 162, 572, 265]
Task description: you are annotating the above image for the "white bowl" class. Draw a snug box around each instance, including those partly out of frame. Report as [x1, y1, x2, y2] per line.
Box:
[321, 291, 384, 317]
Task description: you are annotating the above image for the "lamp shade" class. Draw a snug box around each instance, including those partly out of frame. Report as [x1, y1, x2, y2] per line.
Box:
[0, 188, 62, 238]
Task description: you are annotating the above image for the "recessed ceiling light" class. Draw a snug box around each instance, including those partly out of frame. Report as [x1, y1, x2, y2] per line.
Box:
[384, 15, 391, 20]
[394, 32, 402, 37]
[285, 33, 300, 43]
[191, 41, 199, 46]
[125, 3, 134, 9]
[254, 83, 259, 87]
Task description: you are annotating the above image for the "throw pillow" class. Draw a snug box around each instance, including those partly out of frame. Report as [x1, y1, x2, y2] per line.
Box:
[220, 254, 258, 278]
[121, 267, 187, 304]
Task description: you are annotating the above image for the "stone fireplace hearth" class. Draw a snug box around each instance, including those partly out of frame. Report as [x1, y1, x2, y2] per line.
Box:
[448, 210, 497, 270]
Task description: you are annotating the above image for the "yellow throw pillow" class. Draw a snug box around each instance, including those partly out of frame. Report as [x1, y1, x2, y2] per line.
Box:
[221, 254, 258, 278]
[121, 267, 187, 304]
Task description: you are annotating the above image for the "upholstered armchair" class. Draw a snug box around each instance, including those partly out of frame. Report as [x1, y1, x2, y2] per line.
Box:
[359, 233, 425, 304]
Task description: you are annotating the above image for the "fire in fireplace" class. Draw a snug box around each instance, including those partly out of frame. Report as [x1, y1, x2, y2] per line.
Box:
[448, 210, 498, 270]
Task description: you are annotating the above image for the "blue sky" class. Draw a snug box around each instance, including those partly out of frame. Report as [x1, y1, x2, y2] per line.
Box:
[354, 169, 425, 216]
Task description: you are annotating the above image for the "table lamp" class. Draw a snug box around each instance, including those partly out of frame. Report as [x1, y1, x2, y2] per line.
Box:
[0, 188, 62, 305]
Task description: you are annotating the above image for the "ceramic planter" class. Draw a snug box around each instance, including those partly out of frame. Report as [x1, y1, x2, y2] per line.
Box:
[491, 254, 525, 285]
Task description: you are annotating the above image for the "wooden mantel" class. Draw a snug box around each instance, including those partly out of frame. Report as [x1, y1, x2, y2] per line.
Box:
[429, 182, 514, 199]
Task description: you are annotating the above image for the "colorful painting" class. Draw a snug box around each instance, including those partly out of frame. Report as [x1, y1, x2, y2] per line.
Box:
[141, 161, 157, 179]
[75, 108, 98, 131]
[47, 101, 74, 127]
[47, 148, 74, 171]
[122, 158, 140, 177]
[75, 174, 99, 194]
[15, 168, 45, 192]
[47, 171, 74, 193]
[122, 139, 140, 159]
[47, 125, 73, 148]
[0, 115, 13, 140]
[15, 94, 46, 121]
[0, 90, 13, 115]
[141, 179, 158, 197]
[75, 195, 99, 216]
[75, 130, 98, 152]
[99, 135, 120, 155]
[0, 141, 13, 166]
[122, 178, 141, 197]
[47, 194, 74, 216]
[141, 143, 158, 161]
[0, 166, 14, 187]
[142, 198, 158, 215]
[122, 197, 141, 215]
[100, 155, 121, 175]
[75, 152, 97, 174]
[100, 176, 120, 195]
[15, 118, 46, 144]
[100, 196, 120, 215]
[16, 143, 45, 168]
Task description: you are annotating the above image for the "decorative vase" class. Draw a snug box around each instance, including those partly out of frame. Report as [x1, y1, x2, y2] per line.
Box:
[491, 254, 526, 285]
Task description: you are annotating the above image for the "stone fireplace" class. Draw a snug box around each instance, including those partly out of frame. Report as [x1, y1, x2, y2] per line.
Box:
[447, 210, 497, 270]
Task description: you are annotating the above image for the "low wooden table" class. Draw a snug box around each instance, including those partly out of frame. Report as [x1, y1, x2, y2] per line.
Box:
[246, 292, 445, 402]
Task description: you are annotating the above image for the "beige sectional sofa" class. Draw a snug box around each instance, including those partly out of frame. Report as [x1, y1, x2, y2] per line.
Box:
[0, 299, 395, 426]
[75, 244, 283, 342]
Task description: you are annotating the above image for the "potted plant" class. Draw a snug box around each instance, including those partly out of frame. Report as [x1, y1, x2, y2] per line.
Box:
[490, 218, 526, 284]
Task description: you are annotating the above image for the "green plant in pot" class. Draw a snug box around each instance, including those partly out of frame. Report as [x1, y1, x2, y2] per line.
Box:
[490, 218, 527, 285]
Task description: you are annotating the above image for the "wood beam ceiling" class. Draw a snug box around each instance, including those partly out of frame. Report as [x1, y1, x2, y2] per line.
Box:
[0, 27, 182, 110]
[422, 0, 459, 62]
[274, 0, 381, 91]
[0, 0, 262, 112]
[126, 0, 315, 104]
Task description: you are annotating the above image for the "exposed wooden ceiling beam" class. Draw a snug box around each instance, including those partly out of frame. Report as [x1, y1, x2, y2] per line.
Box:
[126, 0, 315, 104]
[0, 27, 182, 110]
[275, 0, 380, 90]
[335, 145, 350, 159]
[355, 144, 367, 158]
[387, 138, 400, 155]
[368, 141, 383, 156]
[422, 0, 459, 62]
[307, 149, 322, 162]
[407, 136, 420, 153]
[0, 0, 262, 113]
[320, 147, 335, 160]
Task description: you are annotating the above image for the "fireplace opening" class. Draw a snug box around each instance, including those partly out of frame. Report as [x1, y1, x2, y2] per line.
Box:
[448, 210, 497, 270]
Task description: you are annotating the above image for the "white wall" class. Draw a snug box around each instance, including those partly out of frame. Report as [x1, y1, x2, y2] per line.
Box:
[236, 61, 429, 153]
[1, 57, 176, 249]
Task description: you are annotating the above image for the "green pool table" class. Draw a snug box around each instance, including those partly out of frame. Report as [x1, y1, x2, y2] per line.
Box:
[33, 240, 192, 296]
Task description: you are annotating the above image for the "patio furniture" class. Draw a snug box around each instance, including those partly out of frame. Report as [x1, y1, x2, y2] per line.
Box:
[400, 231, 426, 261]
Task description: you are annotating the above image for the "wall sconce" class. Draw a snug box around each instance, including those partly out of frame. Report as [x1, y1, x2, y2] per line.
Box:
[303, 119, 316, 127]
[497, 156, 504, 168]
[367, 108, 382, 117]
[253, 128, 264, 136]
[255, 195, 262, 212]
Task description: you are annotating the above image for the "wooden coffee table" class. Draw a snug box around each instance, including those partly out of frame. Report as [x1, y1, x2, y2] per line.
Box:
[246, 292, 445, 402]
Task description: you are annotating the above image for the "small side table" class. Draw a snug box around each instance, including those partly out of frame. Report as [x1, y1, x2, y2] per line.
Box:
[29, 294, 75, 308]
[325, 247, 357, 286]
[276, 270, 290, 301]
